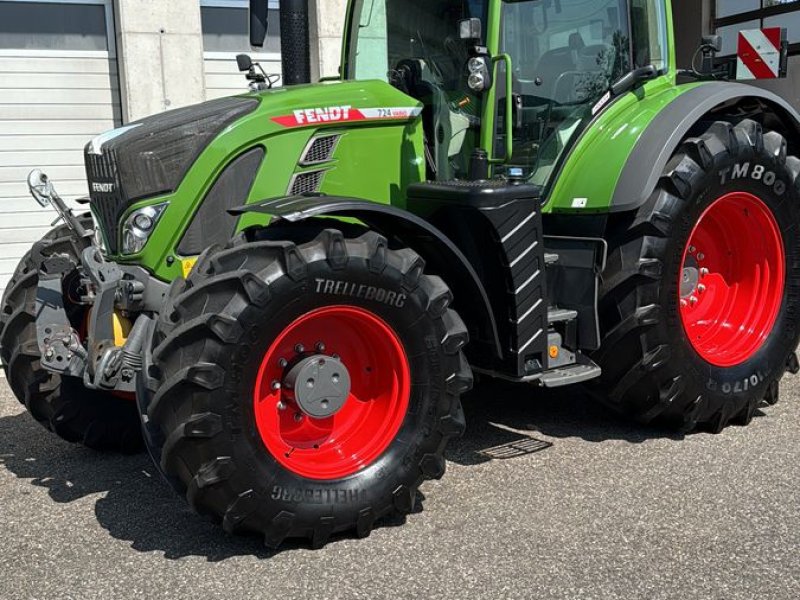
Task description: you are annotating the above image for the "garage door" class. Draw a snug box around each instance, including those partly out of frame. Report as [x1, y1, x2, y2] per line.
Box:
[0, 0, 120, 292]
[201, 0, 282, 100]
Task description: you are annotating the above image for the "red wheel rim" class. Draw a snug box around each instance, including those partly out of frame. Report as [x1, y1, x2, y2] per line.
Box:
[679, 191, 785, 367]
[253, 306, 411, 480]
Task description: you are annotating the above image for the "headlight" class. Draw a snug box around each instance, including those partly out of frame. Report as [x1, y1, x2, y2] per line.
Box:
[467, 56, 491, 93]
[122, 203, 167, 255]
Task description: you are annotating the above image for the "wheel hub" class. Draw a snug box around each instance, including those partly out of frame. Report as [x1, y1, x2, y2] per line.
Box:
[253, 306, 411, 480]
[283, 354, 351, 419]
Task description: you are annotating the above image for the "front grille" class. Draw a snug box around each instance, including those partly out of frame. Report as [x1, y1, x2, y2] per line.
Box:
[289, 170, 326, 195]
[301, 135, 340, 165]
[85, 149, 125, 252]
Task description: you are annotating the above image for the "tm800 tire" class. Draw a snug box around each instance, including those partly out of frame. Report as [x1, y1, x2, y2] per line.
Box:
[593, 120, 800, 432]
[0, 218, 142, 453]
[142, 227, 471, 548]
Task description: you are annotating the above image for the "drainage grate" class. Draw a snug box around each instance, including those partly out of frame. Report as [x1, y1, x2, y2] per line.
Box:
[301, 135, 340, 165]
[478, 437, 553, 460]
[289, 170, 326, 195]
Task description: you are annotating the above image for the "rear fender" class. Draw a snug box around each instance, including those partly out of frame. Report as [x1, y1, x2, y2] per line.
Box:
[611, 82, 800, 213]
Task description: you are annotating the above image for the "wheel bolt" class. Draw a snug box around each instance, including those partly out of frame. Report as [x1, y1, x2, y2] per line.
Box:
[697, 253, 705, 261]
[316, 342, 326, 353]
[278, 358, 288, 368]
[271, 380, 281, 391]
[277, 401, 287, 411]
[690, 296, 698, 306]
[689, 246, 696, 254]
[700, 267, 709, 277]
[680, 299, 688, 308]
[294, 412, 304, 422]
[697, 284, 707, 294]
[294, 344, 305, 354]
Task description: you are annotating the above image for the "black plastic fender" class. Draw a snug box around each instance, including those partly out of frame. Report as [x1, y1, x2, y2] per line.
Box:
[611, 82, 800, 212]
[231, 194, 504, 367]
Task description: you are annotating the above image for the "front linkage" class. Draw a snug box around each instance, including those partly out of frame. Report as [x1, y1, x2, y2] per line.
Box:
[26, 171, 167, 394]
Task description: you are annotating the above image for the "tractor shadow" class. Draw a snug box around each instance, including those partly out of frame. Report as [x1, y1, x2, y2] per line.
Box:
[0, 379, 684, 561]
[446, 379, 686, 466]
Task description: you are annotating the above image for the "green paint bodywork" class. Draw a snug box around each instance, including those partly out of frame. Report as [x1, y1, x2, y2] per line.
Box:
[118, 80, 425, 281]
[115, 0, 707, 280]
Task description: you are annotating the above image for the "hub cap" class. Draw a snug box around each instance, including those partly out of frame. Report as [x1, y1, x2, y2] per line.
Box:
[253, 306, 411, 480]
[679, 191, 785, 367]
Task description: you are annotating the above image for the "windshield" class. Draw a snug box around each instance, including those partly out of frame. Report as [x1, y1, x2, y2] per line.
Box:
[347, 0, 487, 86]
[346, 0, 667, 187]
[500, 0, 667, 187]
[346, 0, 488, 180]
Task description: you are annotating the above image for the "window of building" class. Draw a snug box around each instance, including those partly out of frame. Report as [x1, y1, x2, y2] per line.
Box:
[714, 0, 800, 55]
[0, 0, 111, 52]
[200, 0, 281, 54]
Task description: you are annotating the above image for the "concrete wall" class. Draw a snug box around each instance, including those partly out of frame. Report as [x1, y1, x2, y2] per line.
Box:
[114, 0, 206, 122]
[309, 0, 348, 80]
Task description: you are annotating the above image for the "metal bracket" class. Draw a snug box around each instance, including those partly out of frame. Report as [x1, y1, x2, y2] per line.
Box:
[35, 271, 87, 378]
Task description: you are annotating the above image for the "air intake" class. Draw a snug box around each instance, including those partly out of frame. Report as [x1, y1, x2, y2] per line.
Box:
[301, 135, 340, 165]
[289, 170, 326, 195]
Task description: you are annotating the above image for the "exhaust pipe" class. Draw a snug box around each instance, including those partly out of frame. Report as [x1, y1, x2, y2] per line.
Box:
[280, 0, 311, 85]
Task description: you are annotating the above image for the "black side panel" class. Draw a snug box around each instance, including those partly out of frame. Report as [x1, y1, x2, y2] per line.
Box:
[408, 181, 548, 378]
[177, 147, 265, 257]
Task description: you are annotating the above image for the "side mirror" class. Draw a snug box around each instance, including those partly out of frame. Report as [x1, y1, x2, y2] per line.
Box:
[236, 53, 254, 72]
[701, 35, 722, 53]
[249, 0, 269, 48]
[459, 18, 482, 42]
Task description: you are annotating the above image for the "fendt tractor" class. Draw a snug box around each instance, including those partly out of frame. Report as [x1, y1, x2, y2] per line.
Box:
[3, 0, 800, 548]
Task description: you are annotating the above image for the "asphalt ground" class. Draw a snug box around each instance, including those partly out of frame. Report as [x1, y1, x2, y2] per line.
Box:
[1, 375, 799, 600]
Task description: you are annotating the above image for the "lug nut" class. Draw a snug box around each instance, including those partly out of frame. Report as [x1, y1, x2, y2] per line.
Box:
[294, 412, 304, 423]
[700, 267, 709, 277]
[697, 253, 705, 261]
[690, 296, 698, 306]
[278, 358, 288, 368]
[689, 246, 696, 254]
[697, 284, 707, 294]
[277, 401, 287, 411]
[294, 344, 305, 354]
[680, 299, 688, 308]
[271, 380, 281, 391]
[316, 342, 326, 353]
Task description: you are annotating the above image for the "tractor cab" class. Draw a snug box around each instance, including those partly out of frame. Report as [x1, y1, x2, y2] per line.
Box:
[345, 0, 670, 187]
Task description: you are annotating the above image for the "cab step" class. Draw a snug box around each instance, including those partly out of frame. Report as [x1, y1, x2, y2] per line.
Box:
[539, 359, 602, 388]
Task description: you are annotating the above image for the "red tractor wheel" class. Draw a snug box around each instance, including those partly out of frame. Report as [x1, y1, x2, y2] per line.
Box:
[593, 120, 800, 432]
[141, 227, 471, 548]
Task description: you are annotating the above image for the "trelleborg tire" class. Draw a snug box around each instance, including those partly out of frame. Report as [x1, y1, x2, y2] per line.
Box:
[142, 227, 471, 548]
[0, 218, 142, 453]
[592, 119, 800, 433]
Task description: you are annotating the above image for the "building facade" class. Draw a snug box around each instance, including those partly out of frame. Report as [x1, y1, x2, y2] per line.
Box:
[673, 0, 800, 104]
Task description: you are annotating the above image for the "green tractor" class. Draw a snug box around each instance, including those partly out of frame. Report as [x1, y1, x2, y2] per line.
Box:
[3, 0, 800, 548]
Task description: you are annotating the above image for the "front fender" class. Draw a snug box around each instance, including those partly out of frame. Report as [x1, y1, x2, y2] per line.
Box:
[231, 195, 504, 367]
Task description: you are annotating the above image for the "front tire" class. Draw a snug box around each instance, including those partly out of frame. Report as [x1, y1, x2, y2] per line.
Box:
[0, 219, 143, 452]
[593, 120, 800, 432]
[143, 228, 471, 548]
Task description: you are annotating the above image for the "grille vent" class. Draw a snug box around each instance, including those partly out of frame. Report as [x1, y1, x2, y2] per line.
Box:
[301, 135, 340, 165]
[289, 170, 326, 195]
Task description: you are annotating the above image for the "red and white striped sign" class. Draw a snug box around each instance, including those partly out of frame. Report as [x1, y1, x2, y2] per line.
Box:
[736, 27, 783, 80]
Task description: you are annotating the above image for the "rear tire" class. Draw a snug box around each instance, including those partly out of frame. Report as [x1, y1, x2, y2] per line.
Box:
[592, 120, 800, 432]
[0, 218, 142, 453]
[142, 227, 471, 548]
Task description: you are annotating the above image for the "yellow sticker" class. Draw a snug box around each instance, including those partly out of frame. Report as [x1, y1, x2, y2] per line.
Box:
[181, 258, 198, 278]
